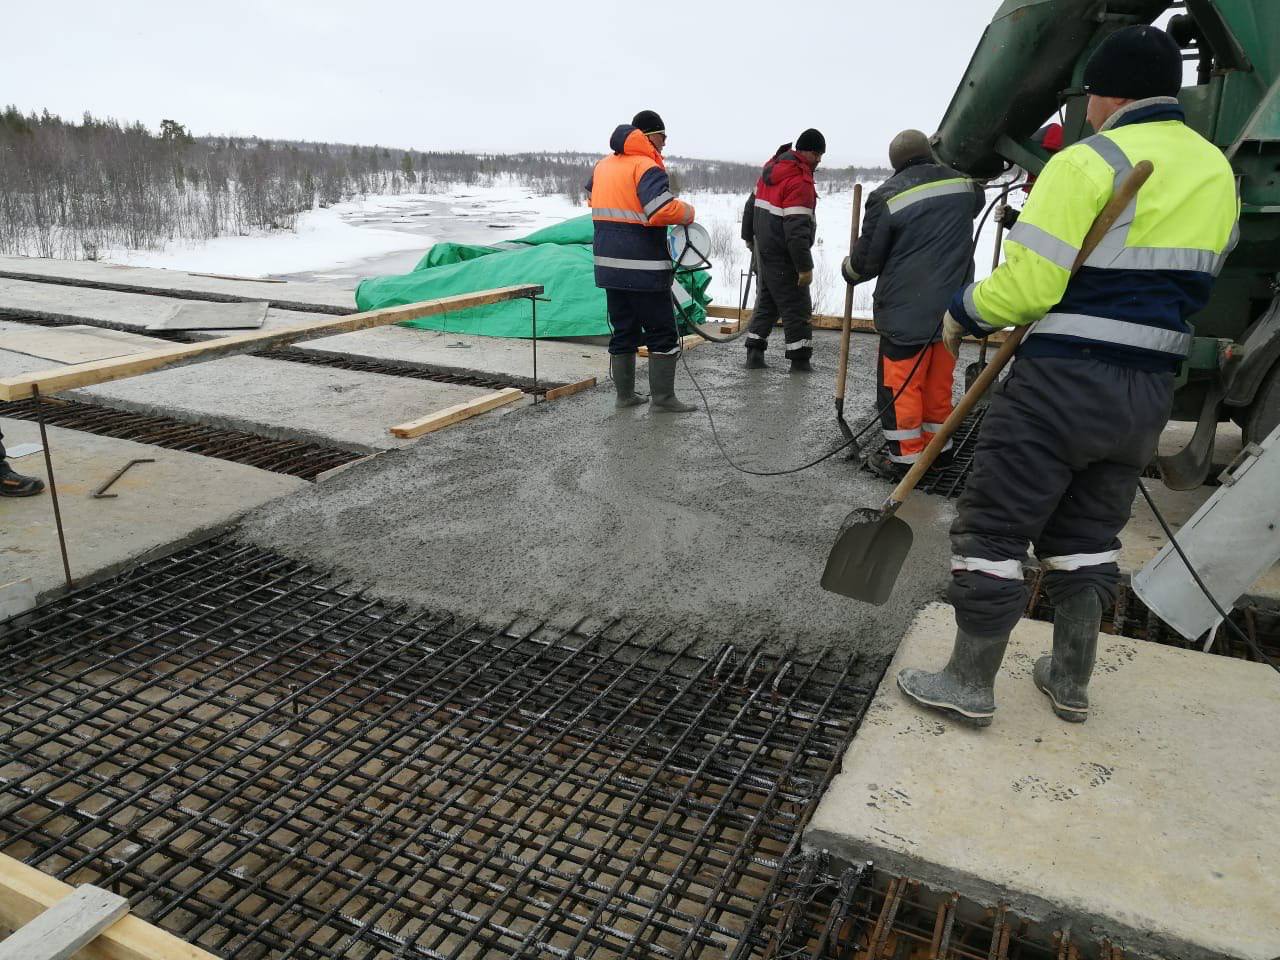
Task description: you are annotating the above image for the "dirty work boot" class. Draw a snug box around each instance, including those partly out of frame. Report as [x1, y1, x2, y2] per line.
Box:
[865, 451, 909, 483]
[648, 354, 696, 413]
[745, 347, 766, 369]
[897, 627, 1012, 727]
[0, 461, 45, 497]
[1034, 589, 1101, 723]
[789, 356, 814, 372]
[610, 353, 648, 408]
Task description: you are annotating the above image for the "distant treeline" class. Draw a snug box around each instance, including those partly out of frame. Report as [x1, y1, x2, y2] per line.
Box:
[0, 106, 889, 259]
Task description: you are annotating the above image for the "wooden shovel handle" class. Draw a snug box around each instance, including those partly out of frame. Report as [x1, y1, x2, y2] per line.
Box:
[884, 159, 1155, 508]
[835, 183, 863, 403]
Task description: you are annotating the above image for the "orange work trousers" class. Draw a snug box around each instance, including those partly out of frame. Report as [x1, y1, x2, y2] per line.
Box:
[876, 338, 956, 463]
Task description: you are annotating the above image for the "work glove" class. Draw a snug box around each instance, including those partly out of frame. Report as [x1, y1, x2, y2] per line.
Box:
[797, 270, 813, 287]
[942, 311, 965, 359]
[840, 255, 859, 285]
[994, 202, 1020, 229]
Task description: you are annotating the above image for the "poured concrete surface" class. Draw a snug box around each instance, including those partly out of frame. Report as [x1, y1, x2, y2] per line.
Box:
[0, 255, 353, 312]
[244, 332, 970, 656]
[805, 602, 1280, 960]
[301, 326, 609, 388]
[0, 419, 305, 598]
[66, 355, 509, 453]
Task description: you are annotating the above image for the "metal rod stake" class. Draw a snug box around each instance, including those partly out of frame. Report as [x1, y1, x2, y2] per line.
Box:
[32, 385, 74, 590]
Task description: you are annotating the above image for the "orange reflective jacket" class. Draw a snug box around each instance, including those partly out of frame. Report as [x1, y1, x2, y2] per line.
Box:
[589, 125, 694, 291]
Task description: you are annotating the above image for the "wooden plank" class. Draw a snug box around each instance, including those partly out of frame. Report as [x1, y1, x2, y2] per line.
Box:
[543, 376, 597, 402]
[637, 334, 702, 358]
[0, 884, 129, 960]
[0, 853, 219, 960]
[703, 305, 1010, 343]
[0, 285, 542, 402]
[389, 387, 524, 439]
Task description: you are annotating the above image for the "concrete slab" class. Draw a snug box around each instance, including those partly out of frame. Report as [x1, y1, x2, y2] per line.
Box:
[0, 419, 306, 598]
[0, 323, 163, 363]
[301, 325, 610, 387]
[242, 332, 979, 657]
[0, 277, 320, 338]
[67, 355, 514, 453]
[805, 602, 1280, 960]
[0, 255, 354, 312]
[146, 298, 268, 331]
[0, 578, 35, 620]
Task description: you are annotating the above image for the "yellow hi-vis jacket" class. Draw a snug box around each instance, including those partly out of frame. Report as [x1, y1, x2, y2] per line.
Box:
[949, 97, 1240, 371]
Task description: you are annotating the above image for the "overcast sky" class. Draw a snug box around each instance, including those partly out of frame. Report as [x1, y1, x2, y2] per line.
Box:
[3, 0, 1002, 167]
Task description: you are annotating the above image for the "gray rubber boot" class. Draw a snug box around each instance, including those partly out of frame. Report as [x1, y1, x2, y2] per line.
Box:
[745, 347, 766, 369]
[1034, 589, 1101, 723]
[648, 354, 696, 413]
[610, 353, 648, 408]
[896, 628, 1011, 728]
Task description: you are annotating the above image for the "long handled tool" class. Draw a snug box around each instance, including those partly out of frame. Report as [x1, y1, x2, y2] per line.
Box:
[963, 215, 1004, 393]
[821, 160, 1154, 604]
[835, 183, 864, 446]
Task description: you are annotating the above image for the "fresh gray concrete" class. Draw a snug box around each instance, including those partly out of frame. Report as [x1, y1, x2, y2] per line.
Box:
[301, 326, 610, 387]
[0, 578, 36, 619]
[0, 255, 353, 312]
[805, 602, 1280, 960]
[243, 331, 961, 656]
[66, 355, 510, 453]
[0, 419, 306, 599]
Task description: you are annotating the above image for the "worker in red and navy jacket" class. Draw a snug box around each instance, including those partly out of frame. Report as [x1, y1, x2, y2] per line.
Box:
[740, 128, 825, 371]
[588, 110, 697, 413]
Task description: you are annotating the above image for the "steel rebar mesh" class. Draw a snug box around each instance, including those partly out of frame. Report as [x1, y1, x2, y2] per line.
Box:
[0, 396, 361, 480]
[858, 409, 986, 499]
[0, 536, 876, 960]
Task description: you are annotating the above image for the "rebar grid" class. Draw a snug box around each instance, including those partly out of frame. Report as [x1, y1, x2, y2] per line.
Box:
[0, 537, 876, 960]
[0, 396, 361, 480]
[259, 348, 555, 396]
[859, 409, 986, 499]
[1024, 572, 1280, 664]
[767, 861, 1122, 960]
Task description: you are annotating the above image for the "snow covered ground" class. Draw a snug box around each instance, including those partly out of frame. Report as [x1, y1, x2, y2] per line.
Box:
[98, 179, 1004, 313]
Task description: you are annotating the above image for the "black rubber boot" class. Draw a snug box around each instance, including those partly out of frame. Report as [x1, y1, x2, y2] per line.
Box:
[0, 461, 45, 497]
[789, 356, 814, 372]
[745, 348, 766, 369]
[897, 627, 1012, 727]
[648, 354, 696, 413]
[1034, 589, 1101, 723]
[610, 353, 648, 408]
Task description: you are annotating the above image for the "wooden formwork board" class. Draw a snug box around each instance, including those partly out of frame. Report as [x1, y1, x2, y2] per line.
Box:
[0, 285, 543, 401]
[389, 387, 524, 439]
[0, 852, 219, 960]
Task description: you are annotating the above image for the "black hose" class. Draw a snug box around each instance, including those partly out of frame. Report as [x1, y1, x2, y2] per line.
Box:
[678, 174, 1021, 477]
[1136, 479, 1280, 673]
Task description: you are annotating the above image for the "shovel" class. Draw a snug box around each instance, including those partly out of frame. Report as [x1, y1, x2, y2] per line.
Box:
[964, 217, 1004, 393]
[822, 160, 1154, 604]
[835, 183, 864, 446]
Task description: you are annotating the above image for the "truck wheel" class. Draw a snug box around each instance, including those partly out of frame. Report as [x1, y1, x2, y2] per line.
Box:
[1244, 361, 1280, 445]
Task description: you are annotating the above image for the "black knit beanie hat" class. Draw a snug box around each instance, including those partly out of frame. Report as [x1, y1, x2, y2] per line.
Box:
[796, 128, 826, 153]
[1083, 25, 1183, 101]
[632, 110, 665, 135]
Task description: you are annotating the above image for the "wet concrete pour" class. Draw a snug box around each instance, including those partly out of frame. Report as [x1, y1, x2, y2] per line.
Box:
[244, 331, 963, 658]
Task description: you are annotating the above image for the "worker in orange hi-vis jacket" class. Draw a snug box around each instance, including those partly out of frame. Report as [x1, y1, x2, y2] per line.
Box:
[588, 110, 697, 413]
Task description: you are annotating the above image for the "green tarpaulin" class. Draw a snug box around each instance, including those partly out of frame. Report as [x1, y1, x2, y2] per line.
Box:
[354, 215, 711, 339]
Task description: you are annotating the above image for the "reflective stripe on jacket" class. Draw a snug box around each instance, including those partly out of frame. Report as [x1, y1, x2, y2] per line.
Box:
[741, 149, 818, 274]
[589, 125, 694, 292]
[951, 98, 1240, 371]
[847, 159, 983, 346]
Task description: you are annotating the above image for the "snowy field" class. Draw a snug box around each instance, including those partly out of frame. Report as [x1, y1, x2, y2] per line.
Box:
[98, 179, 1005, 313]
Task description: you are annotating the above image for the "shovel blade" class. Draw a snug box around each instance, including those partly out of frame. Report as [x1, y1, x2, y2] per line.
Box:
[821, 508, 914, 604]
